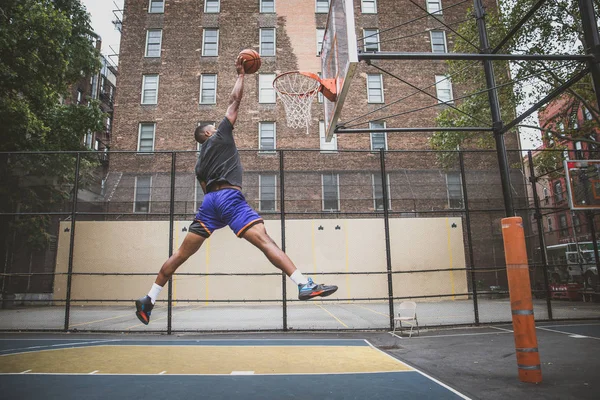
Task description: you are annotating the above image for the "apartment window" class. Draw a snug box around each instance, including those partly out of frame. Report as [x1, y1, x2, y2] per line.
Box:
[317, 28, 325, 56]
[77, 89, 83, 104]
[145, 29, 162, 57]
[260, 0, 275, 13]
[427, 0, 442, 14]
[367, 74, 384, 103]
[446, 172, 463, 209]
[134, 176, 152, 213]
[430, 30, 447, 53]
[316, 0, 330, 13]
[149, 0, 164, 13]
[202, 29, 219, 56]
[319, 120, 337, 152]
[554, 181, 563, 202]
[543, 187, 549, 205]
[361, 0, 377, 13]
[372, 173, 391, 211]
[547, 217, 553, 232]
[575, 141, 584, 159]
[142, 74, 159, 104]
[84, 131, 93, 149]
[363, 29, 380, 52]
[200, 74, 217, 104]
[260, 28, 276, 56]
[435, 75, 453, 103]
[205, 0, 220, 13]
[322, 173, 340, 211]
[259, 74, 276, 103]
[259, 122, 276, 152]
[583, 107, 593, 121]
[195, 179, 204, 210]
[138, 123, 156, 152]
[259, 174, 277, 211]
[370, 121, 387, 150]
[558, 214, 568, 237]
[574, 214, 582, 233]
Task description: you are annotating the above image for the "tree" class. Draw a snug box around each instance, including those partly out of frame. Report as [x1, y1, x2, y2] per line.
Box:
[0, 0, 104, 251]
[429, 0, 600, 162]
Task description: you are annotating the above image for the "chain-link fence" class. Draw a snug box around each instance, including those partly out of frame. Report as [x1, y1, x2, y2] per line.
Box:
[1, 149, 599, 332]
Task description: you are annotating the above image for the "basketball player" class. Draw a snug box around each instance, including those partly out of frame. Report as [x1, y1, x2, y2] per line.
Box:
[135, 55, 337, 325]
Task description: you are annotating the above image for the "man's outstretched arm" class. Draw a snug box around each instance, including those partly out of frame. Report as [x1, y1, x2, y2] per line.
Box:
[225, 55, 245, 126]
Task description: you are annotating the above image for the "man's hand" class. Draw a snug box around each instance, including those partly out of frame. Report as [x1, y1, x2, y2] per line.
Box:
[235, 55, 245, 76]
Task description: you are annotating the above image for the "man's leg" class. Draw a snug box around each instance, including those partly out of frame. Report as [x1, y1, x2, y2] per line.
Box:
[135, 231, 206, 324]
[242, 223, 338, 300]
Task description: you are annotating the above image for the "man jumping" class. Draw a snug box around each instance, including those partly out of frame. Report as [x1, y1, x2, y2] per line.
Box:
[135, 55, 337, 325]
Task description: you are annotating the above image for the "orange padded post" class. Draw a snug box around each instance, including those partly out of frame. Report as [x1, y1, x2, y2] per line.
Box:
[501, 217, 542, 383]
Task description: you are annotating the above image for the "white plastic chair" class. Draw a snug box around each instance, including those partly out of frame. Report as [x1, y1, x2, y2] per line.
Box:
[391, 301, 419, 338]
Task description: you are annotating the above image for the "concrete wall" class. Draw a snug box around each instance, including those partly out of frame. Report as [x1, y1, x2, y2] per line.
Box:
[54, 218, 467, 303]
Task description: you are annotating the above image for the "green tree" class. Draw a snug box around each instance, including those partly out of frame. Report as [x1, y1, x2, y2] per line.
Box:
[429, 0, 600, 166]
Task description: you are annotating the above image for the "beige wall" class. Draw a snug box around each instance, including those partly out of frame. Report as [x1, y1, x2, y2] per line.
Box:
[55, 218, 467, 303]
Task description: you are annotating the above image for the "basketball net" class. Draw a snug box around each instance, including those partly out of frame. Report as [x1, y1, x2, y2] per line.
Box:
[273, 72, 322, 134]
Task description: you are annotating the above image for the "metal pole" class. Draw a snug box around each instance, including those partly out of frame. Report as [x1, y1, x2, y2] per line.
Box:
[279, 150, 288, 331]
[474, 0, 514, 217]
[167, 152, 176, 334]
[357, 52, 591, 62]
[64, 153, 81, 331]
[528, 152, 553, 319]
[459, 152, 479, 325]
[379, 149, 395, 330]
[336, 127, 494, 134]
[578, 0, 600, 110]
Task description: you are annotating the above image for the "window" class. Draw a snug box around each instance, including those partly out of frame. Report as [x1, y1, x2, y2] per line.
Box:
[77, 89, 83, 104]
[322, 173, 340, 211]
[259, 122, 276, 152]
[202, 29, 219, 56]
[149, 0, 164, 13]
[200, 74, 217, 104]
[370, 121, 387, 150]
[316, 0, 329, 13]
[575, 141, 584, 159]
[435, 75, 453, 103]
[316, 28, 325, 56]
[84, 131, 93, 148]
[134, 176, 152, 213]
[361, 0, 377, 13]
[558, 214, 568, 237]
[260, 28, 276, 56]
[543, 187, 549, 205]
[430, 30, 447, 53]
[372, 173, 391, 210]
[145, 30, 162, 57]
[570, 112, 579, 129]
[558, 122, 565, 132]
[205, 0, 220, 13]
[259, 74, 276, 103]
[363, 29, 380, 52]
[427, 0, 442, 14]
[260, 0, 275, 13]
[367, 74, 384, 103]
[554, 181, 563, 202]
[138, 123, 156, 152]
[583, 107, 593, 121]
[195, 179, 204, 210]
[319, 120, 337, 152]
[547, 217, 553, 232]
[259, 174, 277, 211]
[446, 172, 463, 209]
[574, 214, 582, 233]
[142, 74, 159, 104]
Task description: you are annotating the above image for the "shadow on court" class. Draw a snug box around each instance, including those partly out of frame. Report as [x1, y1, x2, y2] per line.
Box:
[0, 321, 598, 400]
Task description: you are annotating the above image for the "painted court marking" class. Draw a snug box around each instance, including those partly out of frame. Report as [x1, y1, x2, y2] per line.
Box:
[536, 326, 600, 340]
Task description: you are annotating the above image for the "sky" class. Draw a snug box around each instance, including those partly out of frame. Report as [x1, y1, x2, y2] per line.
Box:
[81, 0, 124, 61]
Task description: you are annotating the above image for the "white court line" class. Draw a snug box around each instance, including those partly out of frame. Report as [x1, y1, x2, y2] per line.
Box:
[490, 326, 513, 333]
[0, 370, 414, 377]
[541, 323, 600, 328]
[19, 370, 31, 374]
[89, 370, 99, 375]
[569, 335, 589, 338]
[0, 339, 121, 356]
[363, 340, 472, 400]
[158, 371, 167, 375]
[536, 326, 600, 340]
[400, 331, 512, 339]
[231, 371, 254, 375]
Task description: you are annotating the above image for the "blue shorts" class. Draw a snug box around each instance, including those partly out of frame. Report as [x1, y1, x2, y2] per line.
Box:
[190, 189, 263, 238]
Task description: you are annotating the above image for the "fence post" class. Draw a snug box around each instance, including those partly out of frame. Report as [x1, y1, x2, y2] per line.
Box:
[459, 152, 479, 325]
[279, 150, 288, 331]
[527, 151, 552, 319]
[379, 149, 394, 330]
[64, 152, 81, 331]
[167, 152, 176, 334]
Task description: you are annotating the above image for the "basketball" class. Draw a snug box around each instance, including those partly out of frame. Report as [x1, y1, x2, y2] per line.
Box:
[239, 49, 261, 74]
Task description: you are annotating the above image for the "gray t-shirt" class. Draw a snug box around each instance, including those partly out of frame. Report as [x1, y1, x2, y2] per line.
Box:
[195, 117, 243, 190]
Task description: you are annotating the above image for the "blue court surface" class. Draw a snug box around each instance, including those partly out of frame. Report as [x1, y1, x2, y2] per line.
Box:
[0, 338, 471, 400]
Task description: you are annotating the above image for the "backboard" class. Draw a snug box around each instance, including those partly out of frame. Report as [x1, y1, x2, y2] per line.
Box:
[564, 160, 600, 210]
[320, 0, 359, 142]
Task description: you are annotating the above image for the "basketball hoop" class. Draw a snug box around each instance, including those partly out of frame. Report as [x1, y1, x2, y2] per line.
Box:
[273, 71, 335, 134]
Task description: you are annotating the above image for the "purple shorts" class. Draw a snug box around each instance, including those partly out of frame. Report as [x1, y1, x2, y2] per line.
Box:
[190, 189, 263, 238]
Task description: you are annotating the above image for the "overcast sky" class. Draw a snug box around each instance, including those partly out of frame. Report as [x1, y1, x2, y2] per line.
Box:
[81, 0, 124, 60]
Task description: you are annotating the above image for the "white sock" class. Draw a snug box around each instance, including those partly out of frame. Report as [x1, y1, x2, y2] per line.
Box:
[147, 283, 163, 304]
[290, 270, 309, 286]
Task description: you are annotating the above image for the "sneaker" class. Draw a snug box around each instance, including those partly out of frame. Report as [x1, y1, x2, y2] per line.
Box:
[135, 295, 154, 325]
[298, 278, 338, 300]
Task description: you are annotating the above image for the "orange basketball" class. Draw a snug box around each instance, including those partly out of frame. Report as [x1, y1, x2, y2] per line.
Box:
[239, 49, 261, 74]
